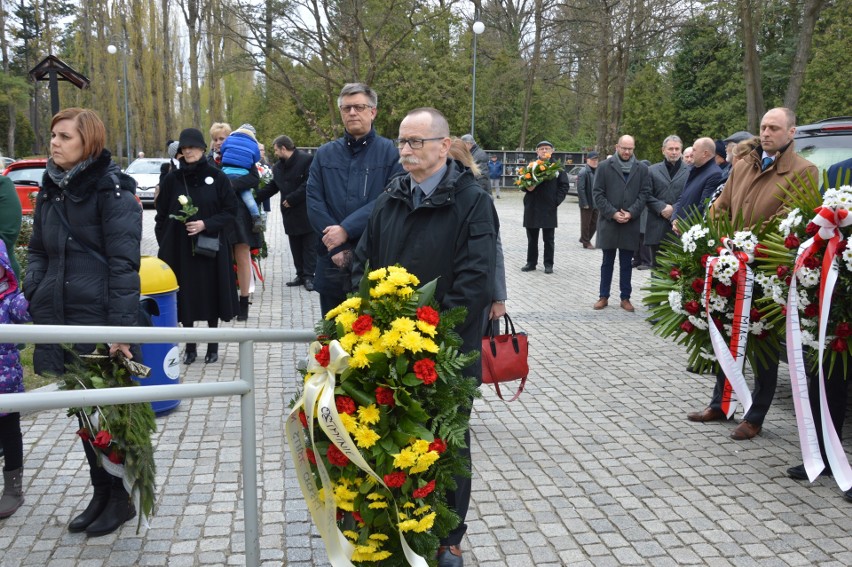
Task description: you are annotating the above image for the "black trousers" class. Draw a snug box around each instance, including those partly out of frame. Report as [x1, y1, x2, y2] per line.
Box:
[807, 362, 849, 464]
[526, 228, 555, 267]
[288, 232, 318, 279]
[709, 345, 779, 426]
[0, 413, 23, 471]
[441, 408, 472, 547]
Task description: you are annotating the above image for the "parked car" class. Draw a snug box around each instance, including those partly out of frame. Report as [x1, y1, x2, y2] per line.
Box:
[125, 157, 169, 205]
[2, 158, 47, 215]
[0, 157, 15, 169]
[565, 164, 584, 196]
[794, 117, 852, 185]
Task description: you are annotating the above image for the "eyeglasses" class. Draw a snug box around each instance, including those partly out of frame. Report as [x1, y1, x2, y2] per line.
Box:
[339, 104, 374, 113]
[395, 137, 444, 149]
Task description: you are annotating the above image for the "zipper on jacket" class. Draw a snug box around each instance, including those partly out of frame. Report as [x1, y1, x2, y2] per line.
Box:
[363, 169, 369, 197]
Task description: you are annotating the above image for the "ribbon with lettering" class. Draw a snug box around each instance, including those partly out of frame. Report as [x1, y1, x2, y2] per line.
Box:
[285, 341, 428, 567]
[786, 206, 852, 489]
[704, 237, 754, 418]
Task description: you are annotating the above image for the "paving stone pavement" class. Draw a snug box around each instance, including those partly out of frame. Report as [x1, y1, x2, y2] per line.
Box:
[1, 191, 851, 566]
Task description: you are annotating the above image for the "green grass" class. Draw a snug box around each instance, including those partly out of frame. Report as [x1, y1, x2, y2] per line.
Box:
[21, 344, 58, 391]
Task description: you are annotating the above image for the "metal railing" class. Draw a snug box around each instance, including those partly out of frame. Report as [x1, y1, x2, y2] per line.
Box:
[0, 324, 315, 567]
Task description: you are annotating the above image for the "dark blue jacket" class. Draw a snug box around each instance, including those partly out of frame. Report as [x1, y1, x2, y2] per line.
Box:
[306, 129, 403, 295]
[825, 157, 852, 190]
[220, 132, 260, 170]
[673, 160, 723, 221]
[487, 159, 503, 179]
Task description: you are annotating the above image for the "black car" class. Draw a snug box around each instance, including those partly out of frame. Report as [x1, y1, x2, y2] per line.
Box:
[794, 117, 852, 185]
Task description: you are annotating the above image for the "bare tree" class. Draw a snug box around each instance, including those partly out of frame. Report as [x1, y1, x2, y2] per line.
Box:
[784, 0, 825, 111]
[738, 0, 764, 132]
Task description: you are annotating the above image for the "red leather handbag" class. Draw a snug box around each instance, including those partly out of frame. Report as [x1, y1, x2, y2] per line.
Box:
[481, 314, 529, 401]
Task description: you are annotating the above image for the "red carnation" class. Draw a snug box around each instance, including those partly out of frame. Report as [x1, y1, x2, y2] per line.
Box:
[383, 471, 407, 488]
[781, 306, 788, 316]
[77, 428, 91, 442]
[684, 300, 700, 315]
[750, 308, 761, 322]
[416, 306, 440, 326]
[700, 254, 710, 268]
[352, 314, 374, 336]
[835, 322, 852, 338]
[428, 439, 447, 454]
[691, 278, 705, 294]
[352, 511, 364, 524]
[413, 359, 438, 385]
[754, 244, 768, 258]
[713, 317, 724, 330]
[669, 268, 681, 280]
[306, 448, 317, 465]
[806, 222, 819, 236]
[315, 345, 331, 367]
[777, 265, 789, 278]
[298, 410, 308, 428]
[804, 303, 819, 318]
[93, 430, 112, 450]
[107, 451, 123, 464]
[838, 240, 848, 253]
[803, 256, 820, 270]
[785, 275, 793, 286]
[375, 386, 395, 406]
[680, 320, 695, 334]
[412, 480, 436, 499]
[784, 234, 801, 249]
[831, 337, 847, 353]
[326, 445, 349, 467]
[716, 283, 732, 298]
[335, 396, 356, 415]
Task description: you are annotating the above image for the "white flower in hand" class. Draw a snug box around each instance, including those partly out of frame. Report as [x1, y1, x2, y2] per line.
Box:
[178, 195, 189, 206]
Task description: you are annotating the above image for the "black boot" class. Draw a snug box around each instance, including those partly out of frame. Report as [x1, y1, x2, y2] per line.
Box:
[85, 484, 136, 537]
[237, 296, 249, 322]
[69, 447, 112, 533]
[183, 343, 197, 365]
[205, 343, 219, 364]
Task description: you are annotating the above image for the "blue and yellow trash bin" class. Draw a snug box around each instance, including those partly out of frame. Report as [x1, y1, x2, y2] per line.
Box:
[137, 256, 180, 414]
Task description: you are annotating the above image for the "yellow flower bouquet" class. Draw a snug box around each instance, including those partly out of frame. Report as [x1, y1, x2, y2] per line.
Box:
[286, 266, 480, 565]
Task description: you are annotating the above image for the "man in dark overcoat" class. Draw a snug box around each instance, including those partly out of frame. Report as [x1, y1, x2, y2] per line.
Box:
[592, 135, 651, 312]
[576, 151, 599, 249]
[645, 135, 688, 266]
[256, 135, 317, 290]
[521, 140, 569, 274]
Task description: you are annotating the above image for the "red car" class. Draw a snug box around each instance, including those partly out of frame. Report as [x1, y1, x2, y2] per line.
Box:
[2, 158, 47, 215]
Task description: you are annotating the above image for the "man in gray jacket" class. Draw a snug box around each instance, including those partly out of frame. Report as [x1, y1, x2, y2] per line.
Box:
[577, 152, 599, 249]
[645, 135, 688, 266]
[592, 135, 651, 312]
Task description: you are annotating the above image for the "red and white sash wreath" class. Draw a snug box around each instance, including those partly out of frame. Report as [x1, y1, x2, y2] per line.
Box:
[787, 206, 852, 489]
[705, 238, 754, 418]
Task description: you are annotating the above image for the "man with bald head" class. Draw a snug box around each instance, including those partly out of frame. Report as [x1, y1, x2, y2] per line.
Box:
[354, 107, 498, 567]
[688, 108, 817, 441]
[671, 137, 723, 227]
[592, 135, 651, 312]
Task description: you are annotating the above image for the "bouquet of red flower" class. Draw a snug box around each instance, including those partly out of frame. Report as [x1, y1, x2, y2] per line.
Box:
[60, 349, 157, 531]
[514, 155, 562, 191]
[286, 266, 479, 565]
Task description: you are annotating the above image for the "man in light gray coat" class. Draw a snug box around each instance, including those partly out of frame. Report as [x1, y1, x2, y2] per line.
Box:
[592, 135, 652, 312]
[645, 135, 689, 266]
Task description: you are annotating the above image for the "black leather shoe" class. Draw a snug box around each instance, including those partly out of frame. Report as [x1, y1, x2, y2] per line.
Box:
[204, 352, 218, 364]
[521, 264, 536, 272]
[68, 488, 110, 532]
[437, 545, 463, 567]
[303, 277, 314, 292]
[285, 276, 303, 287]
[183, 349, 197, 365]
[787, 463, 832, 480]
[544, 266, 553, 274]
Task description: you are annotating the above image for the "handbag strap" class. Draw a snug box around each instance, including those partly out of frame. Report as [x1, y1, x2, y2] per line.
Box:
[493, 375, 527, 402]
[486, 313, 521, 357]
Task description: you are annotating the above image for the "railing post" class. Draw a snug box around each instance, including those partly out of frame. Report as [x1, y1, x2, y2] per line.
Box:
[240, 339, 260, 567]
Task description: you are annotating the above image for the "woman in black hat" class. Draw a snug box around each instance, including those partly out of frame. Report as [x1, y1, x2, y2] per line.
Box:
[154, 128, 240, 364]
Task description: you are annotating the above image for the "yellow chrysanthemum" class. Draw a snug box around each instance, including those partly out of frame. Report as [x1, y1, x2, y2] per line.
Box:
[350, 343, 377, 369]
[370, 281, 397, 297]
[396, 286, 414, 298]
[355, 544, 378, 553]
[354, 426, 381, 449]
[390, 318, 416, 333]
[343, 530, 359, 541]
[414, 505, 431, 516]
[369, 534, 389, 541]
[387, 266, 419, 286]
[318, 487, 326, 502]
[420, 338, 440, 353]
[335, 310, 357, 332]
[358, 404, 381, 425]
[409, 451, 440, 474]
[366, 493, 384, 501]
[339, 332, 359, 352]
[398, 519, 419, 532]
[371, 551, 392, 561]
[368, 501, 389, 509]
[412, 440, 431, 454]
[392, 448, 417, 469]
[400, 331, 426, 353]
[386, 269, 412, 287]
[402, 502, 415, 509]
[415, 321, 437, 337]
[415, 512, 436, 532]
[303, 371, 314, 383]
[324, 296, 362, 319]
[368, 267, 388, 280]
[380, 330, 402, 352]
[339, 413, 358, 433]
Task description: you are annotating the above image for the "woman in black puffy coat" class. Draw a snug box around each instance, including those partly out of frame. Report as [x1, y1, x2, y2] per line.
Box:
[25, 107, 142, 536]
[154, 128, 239, 364]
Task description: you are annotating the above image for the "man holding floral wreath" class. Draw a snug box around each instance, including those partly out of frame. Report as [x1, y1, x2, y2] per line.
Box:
[520, 140, 569, 274]
[688, 107, 817, 440]
[354, 107, 498, 567]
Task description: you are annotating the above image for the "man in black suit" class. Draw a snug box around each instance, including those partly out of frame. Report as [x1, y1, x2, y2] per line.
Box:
[256, 135, 317, 290]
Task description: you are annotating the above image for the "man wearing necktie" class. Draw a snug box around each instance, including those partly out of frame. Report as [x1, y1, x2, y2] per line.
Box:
[687, 107, 818, 441]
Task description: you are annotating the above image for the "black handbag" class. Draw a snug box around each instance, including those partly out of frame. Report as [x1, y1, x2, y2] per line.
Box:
[194, 233, 220, 257]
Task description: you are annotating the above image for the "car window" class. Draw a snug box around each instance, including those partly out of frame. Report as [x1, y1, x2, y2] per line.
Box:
[6, 167, 45, 186]
[126, 160, 166, 174]
[796, 137, 852, 183]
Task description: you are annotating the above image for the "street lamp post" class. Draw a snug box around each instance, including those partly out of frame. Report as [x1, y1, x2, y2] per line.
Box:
[471, 20, 485, 138]
[107, 42, 131, 166]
